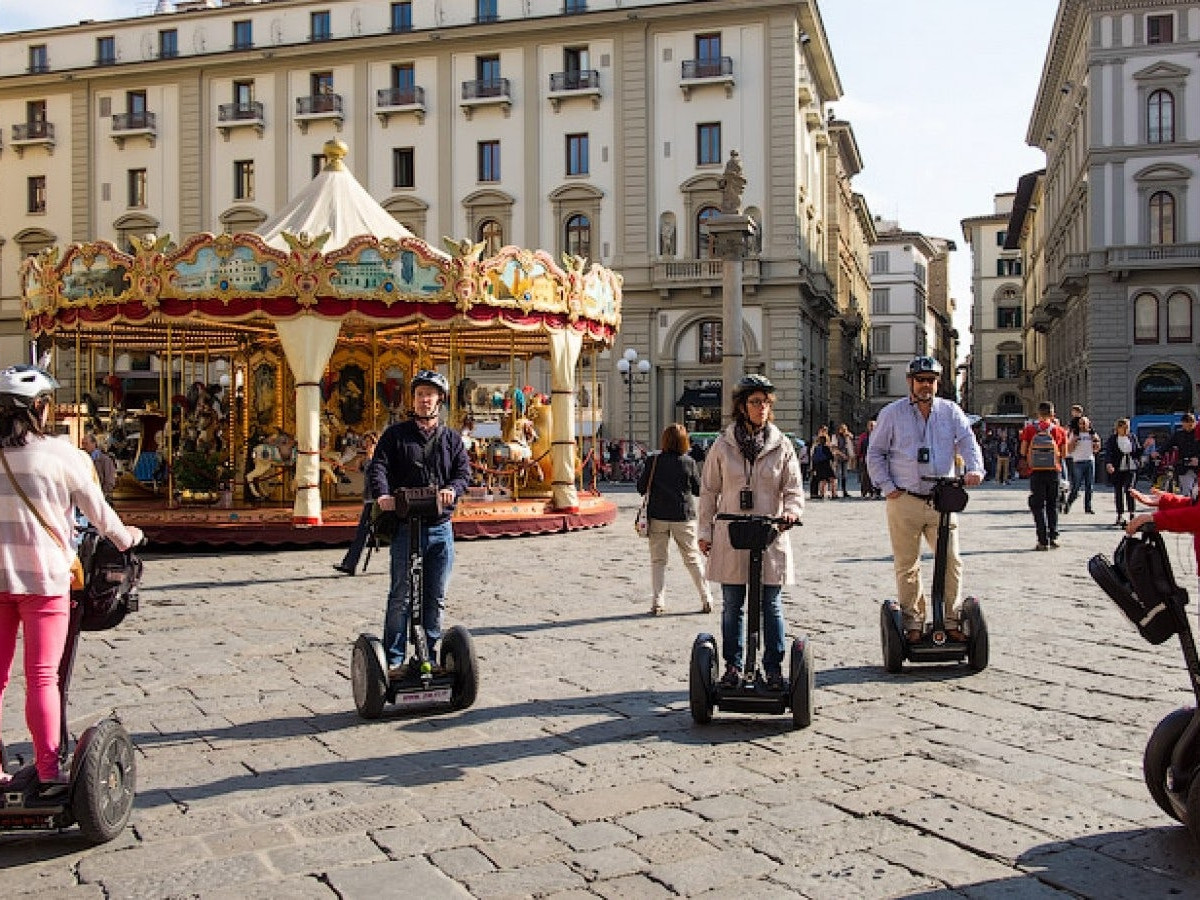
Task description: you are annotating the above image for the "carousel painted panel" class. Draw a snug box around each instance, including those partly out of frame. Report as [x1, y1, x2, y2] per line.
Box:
[327, 237, 450, 304]
[172, 241, 281, 298]
[59, 244, 132, 307]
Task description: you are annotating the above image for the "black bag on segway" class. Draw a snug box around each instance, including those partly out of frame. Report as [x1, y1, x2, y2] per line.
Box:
[1088, 529, 1187, 645]
[727, 519, 780, 551]
[74, 532, 143, 631]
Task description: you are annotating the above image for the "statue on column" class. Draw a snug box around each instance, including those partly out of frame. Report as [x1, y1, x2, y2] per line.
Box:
[719, 150, 747, 215]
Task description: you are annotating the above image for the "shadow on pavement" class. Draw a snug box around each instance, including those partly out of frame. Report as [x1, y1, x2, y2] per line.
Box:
[817, 664, 981, 688]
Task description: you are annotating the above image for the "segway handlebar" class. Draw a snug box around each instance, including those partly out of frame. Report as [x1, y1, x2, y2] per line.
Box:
[716, 512, 802, 528]
[920, 475, 967, 487]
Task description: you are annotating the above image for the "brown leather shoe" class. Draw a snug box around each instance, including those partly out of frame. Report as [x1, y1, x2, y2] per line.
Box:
[905, 629, 923, 643]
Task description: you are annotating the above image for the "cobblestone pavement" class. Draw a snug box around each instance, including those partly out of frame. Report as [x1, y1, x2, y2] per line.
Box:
[5, 481, 1200, 898]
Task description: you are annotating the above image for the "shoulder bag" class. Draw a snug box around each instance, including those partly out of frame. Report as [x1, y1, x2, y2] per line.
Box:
[0, 447, 85, 590]
[634, 453, 659, 538]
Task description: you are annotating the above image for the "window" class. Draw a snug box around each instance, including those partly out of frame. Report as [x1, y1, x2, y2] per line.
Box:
[566, 133, 589, 176]
[697, 206, 720, 258]
[234, 160, 254, 201]
[232, 20, 252, 50]
[995, 230, 1007, 246]
[312, 154, 325, 178]
[871, 326, 890, 354]
[995, 353, 1023, 379]
[128, 90, 147, 117]
[873, 370, 889, 396]
[997, 306, 1022, 329]
[996, 258, 1021, 277]
[391, 1, 413, 32]
[392, 63, 415, 91]
[234, 80, 254, 107]
[478, 141, 501, 182]
[696, 33, 721, 62]
[476, 0, 498, 24]
[26, 100, 46, 126]
[96, 36, 116, 66]
[28, 44, 48, 73]
[871, 288, 890, 315]
[564, 214, 591, 258]
[914, 261, 927, 285]
[393, 148, 415, 188]
[1135, 293, 1159, 343]
[27, 176, 46, 214]
[564, 46, 589, 75]
[311, 11, 331, 42]
[699, 320, 722, 364]
[478, 219, 503, 255]
[565, 0, 588, 13]
[158, 29, 177, 59]
[870, 251, 888, 274]
[128, 168, 147, 208]
[1148, 14, 1174, 44]
[1150, 191, 1176, 244]
[697, 122, 721, 166]
[1148, 90, 1174, 143]
[1168, 292, 1192, 342]
[477, 55, 501, 85]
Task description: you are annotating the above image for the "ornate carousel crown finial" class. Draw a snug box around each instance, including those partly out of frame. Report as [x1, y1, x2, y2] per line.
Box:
[323, 139, 348, 171]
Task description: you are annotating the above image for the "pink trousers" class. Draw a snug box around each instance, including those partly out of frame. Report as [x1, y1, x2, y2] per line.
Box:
[0, 591, 68, 781]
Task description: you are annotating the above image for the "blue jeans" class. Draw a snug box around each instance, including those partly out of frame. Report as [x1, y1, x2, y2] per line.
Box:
[384, 519, 455, 667]
[1066, 459, 1094, 512]
[721, 582, 785, 675]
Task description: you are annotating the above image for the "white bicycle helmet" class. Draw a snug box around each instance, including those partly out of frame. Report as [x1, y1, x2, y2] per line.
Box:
[0, 365, 60, 408]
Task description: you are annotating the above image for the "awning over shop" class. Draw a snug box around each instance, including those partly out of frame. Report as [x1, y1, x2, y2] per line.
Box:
[677, 387, 722, 408]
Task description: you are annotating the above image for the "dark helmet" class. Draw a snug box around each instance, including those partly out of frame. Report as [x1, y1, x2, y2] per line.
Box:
[410, 369, 449, 400]
[732, 373, 775, 404]
[0, 365, 60, 409]
[906, 356, 943, 378]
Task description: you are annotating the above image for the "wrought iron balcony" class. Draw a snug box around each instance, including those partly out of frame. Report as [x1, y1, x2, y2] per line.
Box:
[375, 86, 427, 125]
[460, 79, 511, 119]
[679, 57, 735, 99]
[217, 101, 265, 139]
[111, 111, 156, 147]
[294, 94, 343, 132]
[548, 69, 601, 110]
[11, 121, 55, 157]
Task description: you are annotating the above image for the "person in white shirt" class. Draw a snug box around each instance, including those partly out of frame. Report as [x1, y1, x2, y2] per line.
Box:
[1064, 416, 1099, 514]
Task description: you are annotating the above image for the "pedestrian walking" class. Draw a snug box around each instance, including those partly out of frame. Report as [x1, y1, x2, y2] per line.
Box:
[865, 356, 984, 643]
[333, 431, 380, 576]
[698, 375, 803, 690]
[995, 433, 1013, 485]
[811, 434, 837, 499]
[1168, 412, 1200, 499]
[1104, 418, 1141, 526]
[1020, 401, 1069, 550]
[834, 423, 855, 498]
[0, 366, 143, 796]
[81, 431, 117, 499]
[1064, 416, 1099, 514]
[637, 423, 713, 616]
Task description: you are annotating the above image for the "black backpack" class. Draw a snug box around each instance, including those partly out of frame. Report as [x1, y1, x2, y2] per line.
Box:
[1088, 528, 1187, 645]
[73, 531, 142, 631]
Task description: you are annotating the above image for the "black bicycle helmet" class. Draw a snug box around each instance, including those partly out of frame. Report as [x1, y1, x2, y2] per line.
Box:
[906, 356, 943, 378]
[410, 369, 449, 400]
[732, 373, 775, 404]
[0, 365, 60, 409]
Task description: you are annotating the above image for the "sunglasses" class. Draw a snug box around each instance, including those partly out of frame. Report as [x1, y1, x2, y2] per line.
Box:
[912, 375, 938, 384]
[746, 397, 773, 407]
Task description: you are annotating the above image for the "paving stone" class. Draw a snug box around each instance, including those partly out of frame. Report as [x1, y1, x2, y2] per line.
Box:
[326, 857, 473, 899]
[462, 801, 573, 840]
[265, 832, 389, 875]
[86, 853, 274, 899]
[772, 850, 941, 899]
[464, 861, 587, 897]
[649, 846, 778, 894]
[889, 798, 1063, 864]
[478, 832, 571, 869]
[372, 818, 478, 857]
[616, 805, 706, 837]
[548, 781, 691, 822]
[200, 820, 297, 856]
[591, 872, 676, 899]
[429, 845, 498, 879]
[569, 845, 646, 880]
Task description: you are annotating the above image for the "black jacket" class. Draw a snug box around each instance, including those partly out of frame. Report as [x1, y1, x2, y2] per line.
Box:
[637, 450, 700, 522]
[367, 420, 471, 525]
[1169, 428, 1200, 472]
[1103, 432, 1142, 473]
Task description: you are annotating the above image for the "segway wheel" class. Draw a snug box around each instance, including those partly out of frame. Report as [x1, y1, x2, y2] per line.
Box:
[789, 637, 814, 730]
[71, 718, 136, 844]
[689, 635, 716, 724]
[880, 601, 904, 674]
[352, 633, 388, 719]
[441, 625, 479, 710]
[1144, 706, 1194, 821]
[963, 596, 989, 672]
[1187, 769, 1200, 845]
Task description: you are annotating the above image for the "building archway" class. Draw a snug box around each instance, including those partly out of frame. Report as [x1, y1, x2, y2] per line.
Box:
[1135, 361, 1192, 415]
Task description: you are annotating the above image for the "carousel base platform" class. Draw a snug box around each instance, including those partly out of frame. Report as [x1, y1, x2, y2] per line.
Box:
[117, 491, 617, 548]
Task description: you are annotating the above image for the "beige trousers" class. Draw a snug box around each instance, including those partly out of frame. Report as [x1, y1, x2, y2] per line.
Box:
[885, 492, 962, 631]
[648, 518, 712, 608]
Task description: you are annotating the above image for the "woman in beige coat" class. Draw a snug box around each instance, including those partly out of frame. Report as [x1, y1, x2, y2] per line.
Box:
[698, 375, 804, 690]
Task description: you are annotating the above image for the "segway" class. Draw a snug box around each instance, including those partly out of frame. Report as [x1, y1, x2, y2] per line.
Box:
[352, 487, 478, 719]
[1089, 524, 1200, 842]
[689, 513, 813, 730]
[880, 476, 989, 673]
[0, 526, 143, 844]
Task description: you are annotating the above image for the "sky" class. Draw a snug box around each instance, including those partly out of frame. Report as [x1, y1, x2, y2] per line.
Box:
[2, 0, 1061, 358]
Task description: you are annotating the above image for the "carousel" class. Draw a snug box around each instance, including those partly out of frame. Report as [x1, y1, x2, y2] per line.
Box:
[18, 140, 621, 546]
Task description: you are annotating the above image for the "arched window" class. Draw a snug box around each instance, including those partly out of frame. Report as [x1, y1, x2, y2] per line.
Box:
[1148, 89, 1175, 143]
[478, 219, 503, 255]
[696, 205, 720, 259]
[564, 214, 591, 259]
[1134, 292, 1159, 343]
[996, 393, 1023, 415]
[1149, 191, 1176, 244]
[1168, 291, 1192, 342]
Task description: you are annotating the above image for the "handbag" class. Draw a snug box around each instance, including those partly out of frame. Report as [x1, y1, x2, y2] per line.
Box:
[634, 454, 659, 538]
[0, 447, 85, 590]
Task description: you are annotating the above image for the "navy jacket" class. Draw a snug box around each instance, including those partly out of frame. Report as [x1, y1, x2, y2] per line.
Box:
[367, 420, 471, 525]
[637, 450, 700, 522]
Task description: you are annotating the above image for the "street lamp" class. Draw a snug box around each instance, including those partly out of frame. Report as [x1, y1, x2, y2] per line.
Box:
[616, 347, 651, 452]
